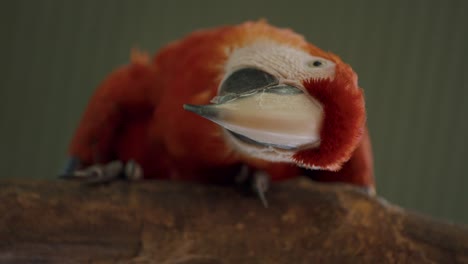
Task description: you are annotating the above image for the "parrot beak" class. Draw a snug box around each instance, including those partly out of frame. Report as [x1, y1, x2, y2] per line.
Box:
[183, 84, 323, 150]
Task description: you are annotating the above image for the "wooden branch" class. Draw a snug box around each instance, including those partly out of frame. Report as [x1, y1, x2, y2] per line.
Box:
[0, 179, 467, 263]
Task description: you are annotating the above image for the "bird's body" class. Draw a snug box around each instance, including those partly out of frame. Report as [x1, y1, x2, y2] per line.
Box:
[68, 21, 374, 189]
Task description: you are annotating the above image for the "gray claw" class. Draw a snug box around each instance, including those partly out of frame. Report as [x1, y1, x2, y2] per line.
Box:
[60, 160, 124, 183]
[124, 160, 143, 181]
[60, 157, 82, 177]
[60, 159, 144, 184]
[235, 166, 270, 208]
[252, 171, 270, 208]
[84, 161, 124, 184]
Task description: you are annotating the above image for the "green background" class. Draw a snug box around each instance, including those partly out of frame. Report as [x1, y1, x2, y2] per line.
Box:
[1, 0, 467, 224]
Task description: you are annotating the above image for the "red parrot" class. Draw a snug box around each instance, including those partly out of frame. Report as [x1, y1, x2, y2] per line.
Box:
[64, 21, 374, 199]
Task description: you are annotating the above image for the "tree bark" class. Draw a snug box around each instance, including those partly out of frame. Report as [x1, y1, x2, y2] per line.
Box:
[0, 178, 467, 264]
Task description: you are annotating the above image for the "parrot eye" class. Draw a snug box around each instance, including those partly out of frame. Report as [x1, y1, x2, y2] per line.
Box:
[219, 68, 278, 96]
[308, 60, 325, 67]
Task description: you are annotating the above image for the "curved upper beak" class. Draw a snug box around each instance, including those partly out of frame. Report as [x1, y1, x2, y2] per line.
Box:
[183, 84, 323, 150]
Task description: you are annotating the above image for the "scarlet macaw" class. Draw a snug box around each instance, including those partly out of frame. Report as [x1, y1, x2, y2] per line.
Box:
[63, 21, 374, 203]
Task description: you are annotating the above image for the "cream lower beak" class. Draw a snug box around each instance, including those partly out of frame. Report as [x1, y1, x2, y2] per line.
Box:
[184, 88, 323, 150]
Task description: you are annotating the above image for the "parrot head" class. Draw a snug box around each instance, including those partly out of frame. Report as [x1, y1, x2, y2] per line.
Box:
[183, 22, 365, 171]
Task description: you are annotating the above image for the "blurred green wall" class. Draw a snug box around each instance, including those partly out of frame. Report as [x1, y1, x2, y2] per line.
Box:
[0, 0, 467, 224]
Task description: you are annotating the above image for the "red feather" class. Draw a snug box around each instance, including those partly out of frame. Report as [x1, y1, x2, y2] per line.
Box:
[68, 21, 374, 188]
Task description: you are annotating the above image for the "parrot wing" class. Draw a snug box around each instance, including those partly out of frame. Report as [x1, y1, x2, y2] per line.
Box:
[66, 50, 159, 175]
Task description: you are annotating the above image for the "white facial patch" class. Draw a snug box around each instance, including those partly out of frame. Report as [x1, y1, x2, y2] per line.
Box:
[224, 41, 336, 84]
[217, 41, 335, 164]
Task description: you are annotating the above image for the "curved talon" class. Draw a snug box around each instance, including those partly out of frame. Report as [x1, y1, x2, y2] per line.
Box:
[124, 160, 144, 181]
[84, 161, 124, 184]
[60, 159, 144, 184]
[252, 171, 270, 208]
[59, 157, 82, 178]
[235, 166, 270, 208]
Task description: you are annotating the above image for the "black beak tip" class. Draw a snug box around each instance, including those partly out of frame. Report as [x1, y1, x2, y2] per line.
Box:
[183, 104, 201, 114]
[182, 104, 193, 111]
[183, 104, 219, 119]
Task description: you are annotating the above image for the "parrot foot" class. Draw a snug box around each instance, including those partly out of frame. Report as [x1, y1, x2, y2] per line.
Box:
[59, 158, 143, 184]
[235, 166, 270, 208]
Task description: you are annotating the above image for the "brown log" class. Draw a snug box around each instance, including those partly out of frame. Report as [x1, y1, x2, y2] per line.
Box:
[0, 178, 467, 264]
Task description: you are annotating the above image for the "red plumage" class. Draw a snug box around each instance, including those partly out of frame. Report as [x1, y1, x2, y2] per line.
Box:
[68, 21, 374, 189]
